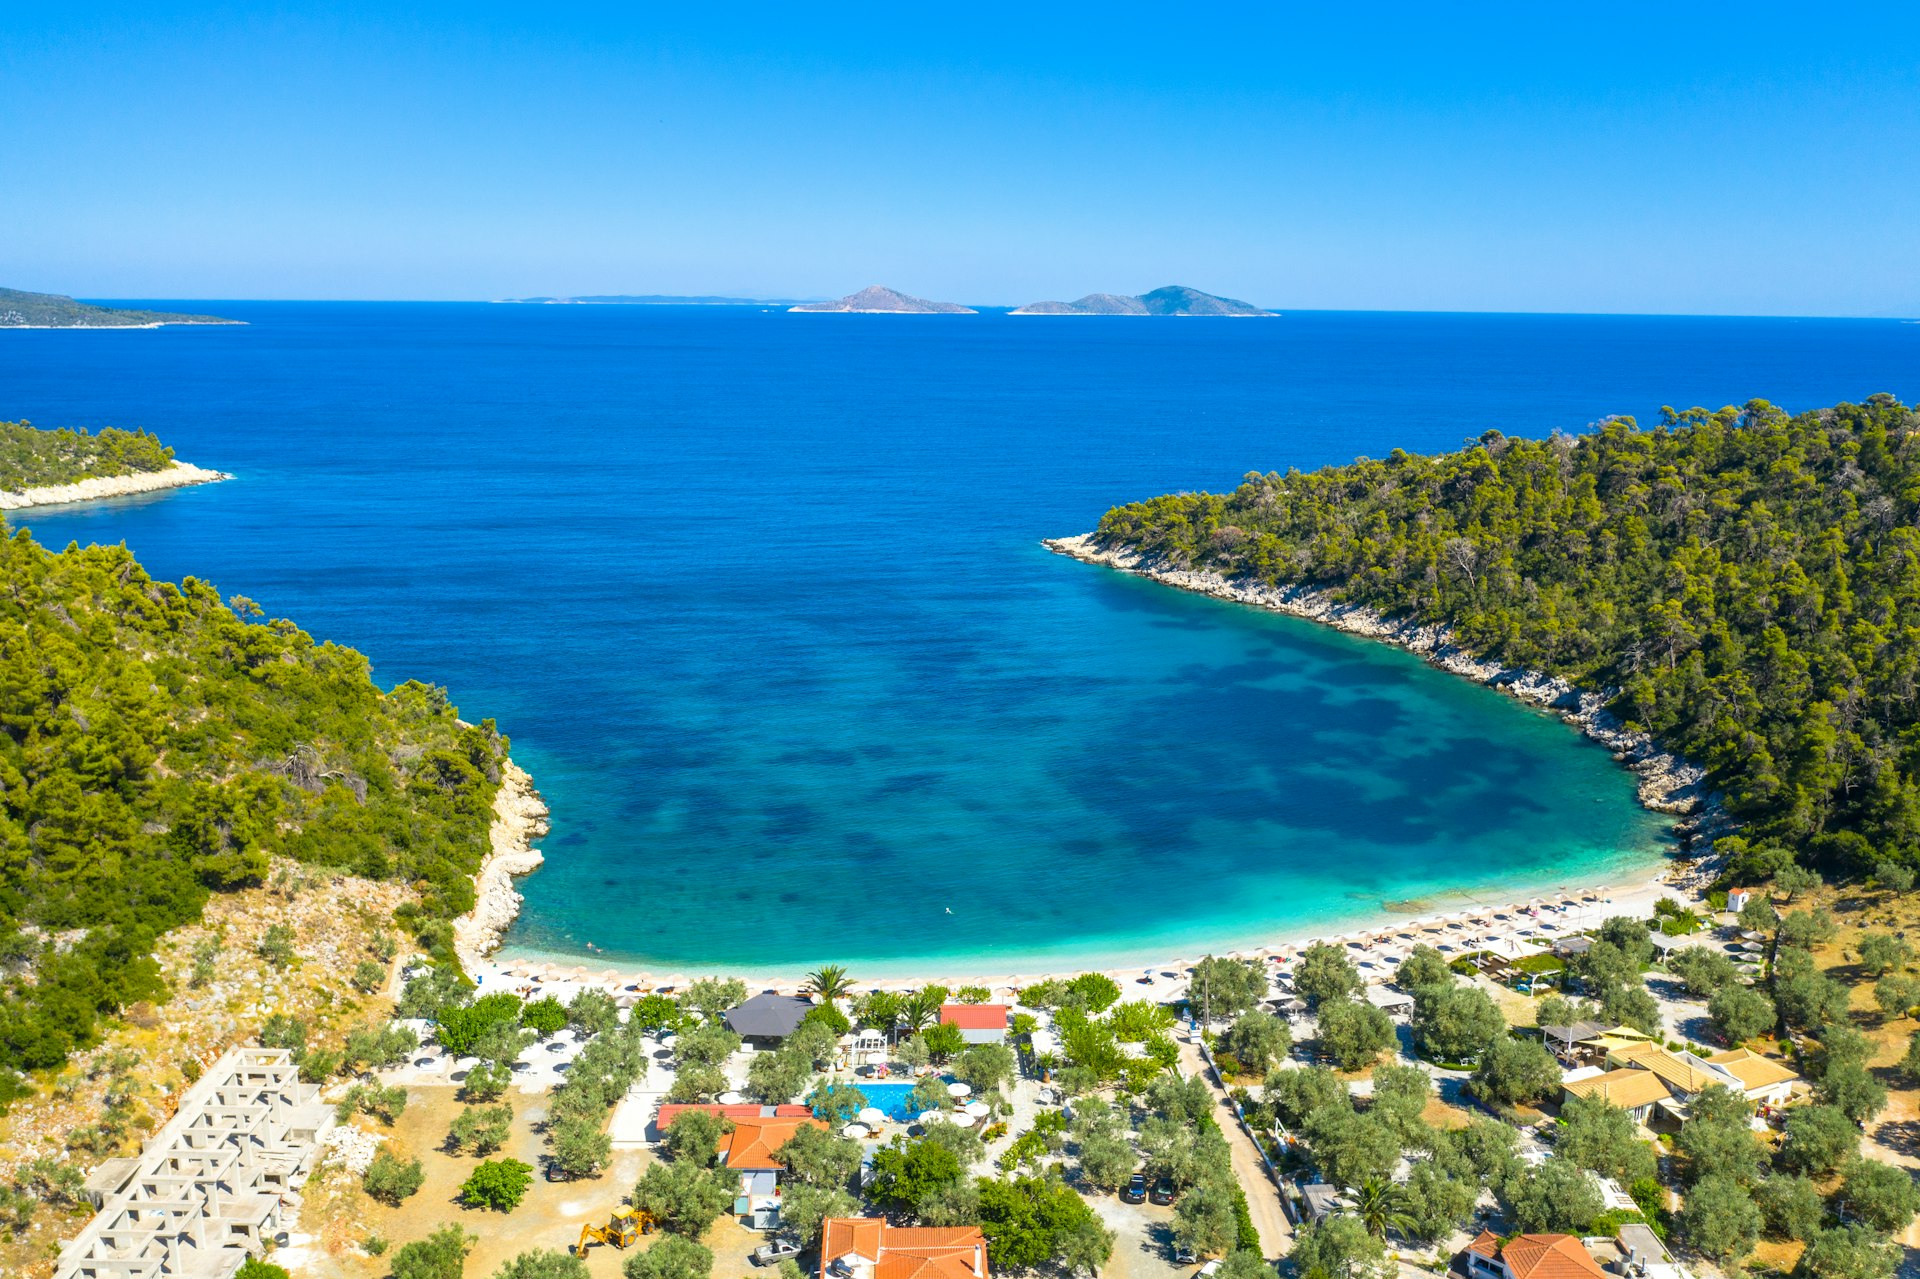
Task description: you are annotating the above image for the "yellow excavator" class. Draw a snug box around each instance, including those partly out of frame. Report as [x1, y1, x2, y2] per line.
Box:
[576, 1206, 656, 1256]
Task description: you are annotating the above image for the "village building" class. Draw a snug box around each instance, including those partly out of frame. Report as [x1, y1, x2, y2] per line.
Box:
[821, 1218, 990, 1279]
[657, 1105, 827, 1230]
[1460, 1231, 1610, 1279]
[1561, 1035, 1803, 1124]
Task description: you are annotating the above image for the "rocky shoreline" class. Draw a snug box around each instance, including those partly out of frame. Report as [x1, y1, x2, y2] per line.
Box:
[0, 460, 231, 510]
[453, 759, 552, 972]
[1045, 533, 1729, 852]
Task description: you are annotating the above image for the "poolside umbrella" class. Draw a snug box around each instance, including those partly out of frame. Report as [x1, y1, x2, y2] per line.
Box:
[947, 1112, 975, 1128]
[719, 1091, 745, 1105]
[947, 1082, 972, 1098]
[842, 1123, 870, 1138]
[964, 1101, 991, 1118]
[917, 1111, 946, 1125]
[857, 1107, 887, 1126]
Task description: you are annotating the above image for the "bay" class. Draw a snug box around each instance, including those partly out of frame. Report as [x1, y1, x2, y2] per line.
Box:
[5, 305, 1914, 971]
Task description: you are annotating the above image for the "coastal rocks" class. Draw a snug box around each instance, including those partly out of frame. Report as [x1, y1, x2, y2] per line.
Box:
[0, 461, 231, 510]
[453, 759, 551, 971]
[1045, 532, 1716, 821]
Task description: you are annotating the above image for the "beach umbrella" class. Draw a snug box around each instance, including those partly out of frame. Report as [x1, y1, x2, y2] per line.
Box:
[965, 1101, 991, 1117]
[917, 1111, 946, 1125]
[857, 1107, 887, 1126]
[947, 1081, 972, 1098]
[1740, 930, 1768, 941]
[947, 1112, 976, 1128]
[719, 1091, 745, 1105]
[842, 1123, 870, 1138]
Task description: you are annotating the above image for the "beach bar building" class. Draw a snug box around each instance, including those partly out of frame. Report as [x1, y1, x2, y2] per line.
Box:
[938, 1004, 1010, 1044]
[726, 992, 816, 1044]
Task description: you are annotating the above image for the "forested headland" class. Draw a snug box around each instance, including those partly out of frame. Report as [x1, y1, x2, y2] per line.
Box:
[0, 527, 505, 1098]
[1092, 394, 1920, 884]
[0, 419, 179, 491]
[0, 286, 237, 329]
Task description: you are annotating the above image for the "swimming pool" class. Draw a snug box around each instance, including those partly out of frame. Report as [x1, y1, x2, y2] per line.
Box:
[843, 1082, 921, 1121]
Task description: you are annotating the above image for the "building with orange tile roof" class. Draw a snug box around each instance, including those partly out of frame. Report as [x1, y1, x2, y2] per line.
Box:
[821, 1218, 989, 1279]
[656, 1107, 826, 1230]
[1462, 1231, 1608, 1279]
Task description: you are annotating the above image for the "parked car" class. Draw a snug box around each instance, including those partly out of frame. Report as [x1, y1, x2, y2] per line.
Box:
[1198, 1261, 1222, 1279]
[753, 1239, 803, 1267]
[1174, 1245, 1198, 1265]
[1121, 1172, 1148, 1203]
[1150, 1178, 1177, 1206]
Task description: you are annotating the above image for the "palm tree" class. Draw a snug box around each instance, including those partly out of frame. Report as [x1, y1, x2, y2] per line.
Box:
[804, 964, 855, 1004]
[901, 988, 943, 1034]
[1354, 1177, 1413, 1240]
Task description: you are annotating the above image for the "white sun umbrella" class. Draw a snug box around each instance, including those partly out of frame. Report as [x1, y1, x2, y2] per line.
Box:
[965, 1100, 991, 1118]
[719, 1091, 745, 1105]
[917, 1111, 947, 1125]
[857, 1107, 887, 1126]
[946, 1111, 976, 1128]
[842, 1122, 870, 1139]
[947, 1081, 972, 1098]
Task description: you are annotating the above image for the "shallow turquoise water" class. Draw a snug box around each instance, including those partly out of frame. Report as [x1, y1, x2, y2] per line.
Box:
[8, 306, 1911, 973]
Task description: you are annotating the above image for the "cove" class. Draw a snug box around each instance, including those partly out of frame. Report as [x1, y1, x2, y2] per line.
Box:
[6, 305, 1910, 973]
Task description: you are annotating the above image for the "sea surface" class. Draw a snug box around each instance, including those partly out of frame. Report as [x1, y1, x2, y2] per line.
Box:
[5, 306, 1915, 974]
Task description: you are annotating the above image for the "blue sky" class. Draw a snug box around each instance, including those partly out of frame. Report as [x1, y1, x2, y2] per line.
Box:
[4, 3, 1918, 314]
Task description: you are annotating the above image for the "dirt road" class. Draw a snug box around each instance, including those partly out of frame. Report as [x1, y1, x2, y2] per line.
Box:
[1178, 1034, 1293, 1259]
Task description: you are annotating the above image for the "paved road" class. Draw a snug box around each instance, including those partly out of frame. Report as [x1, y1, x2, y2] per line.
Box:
[1178, 1033, 1295, 1260]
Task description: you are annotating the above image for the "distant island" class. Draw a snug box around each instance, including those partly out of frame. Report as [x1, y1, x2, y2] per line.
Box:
[0, 418, 230, 510]
[0, 286, 240, 328]
[790, 285, 976, 314]
[494, 294, 811, 306]
[1011, 284, 1274, 316]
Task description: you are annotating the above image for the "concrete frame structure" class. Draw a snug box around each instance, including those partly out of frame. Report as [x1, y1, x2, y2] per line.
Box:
[56, 1047, 334, 1279]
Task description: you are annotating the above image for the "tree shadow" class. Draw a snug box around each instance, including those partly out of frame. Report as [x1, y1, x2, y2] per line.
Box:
[1871, 1119, 1920, 1159]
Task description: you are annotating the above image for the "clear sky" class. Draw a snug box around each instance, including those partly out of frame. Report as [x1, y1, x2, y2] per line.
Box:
[5, 2, 1918, 314]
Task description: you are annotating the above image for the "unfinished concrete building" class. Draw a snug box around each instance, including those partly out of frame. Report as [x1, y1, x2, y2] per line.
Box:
[56, 1046, 334, 1279]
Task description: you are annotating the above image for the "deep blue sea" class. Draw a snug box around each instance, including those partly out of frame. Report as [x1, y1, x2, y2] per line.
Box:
[5, 306, 1916, 974]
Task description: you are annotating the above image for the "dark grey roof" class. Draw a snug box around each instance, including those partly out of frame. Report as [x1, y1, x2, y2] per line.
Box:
[724, 992, 814, 1039]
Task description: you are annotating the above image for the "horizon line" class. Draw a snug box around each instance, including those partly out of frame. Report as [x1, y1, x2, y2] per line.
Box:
[65, 297, 1920, 322]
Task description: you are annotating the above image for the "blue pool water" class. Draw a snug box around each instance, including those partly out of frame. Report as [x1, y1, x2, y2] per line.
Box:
[845, 1082, 926, 1121]
[5, 304, 1915, 972]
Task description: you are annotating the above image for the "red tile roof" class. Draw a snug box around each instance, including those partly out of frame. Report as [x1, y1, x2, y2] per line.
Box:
[717, 1115, 829, 1170]
[655, 1103, 811, 1131]
[821, 1219, 988, 1279]
[938, 1004, 1009, 1031]
[1466, 1233, 1607, 1279]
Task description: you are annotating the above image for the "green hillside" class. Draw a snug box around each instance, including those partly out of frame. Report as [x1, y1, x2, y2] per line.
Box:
[0, 529, 504, 1094]
[0, 286, 237, 328]
[0, 419, 177, 491]
[1092, 394, 1920, 881]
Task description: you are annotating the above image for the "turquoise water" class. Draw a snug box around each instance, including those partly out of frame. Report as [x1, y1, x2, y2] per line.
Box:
[6, 306, 1913, 974]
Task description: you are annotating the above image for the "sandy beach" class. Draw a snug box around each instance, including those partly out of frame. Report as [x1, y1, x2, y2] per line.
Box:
[466, 866, 1703, 1007]
[0, 460, 231, 510]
